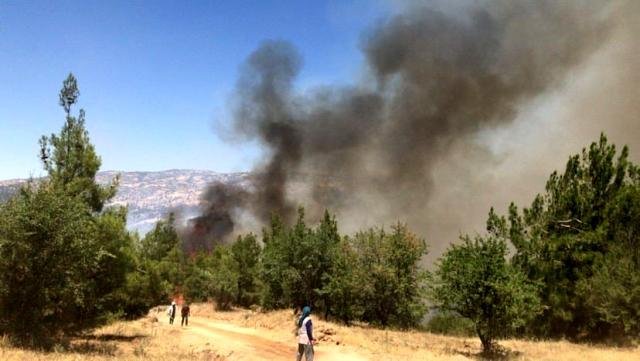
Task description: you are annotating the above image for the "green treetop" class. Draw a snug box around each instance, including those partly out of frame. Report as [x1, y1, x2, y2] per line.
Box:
[39, 73, 117, 212]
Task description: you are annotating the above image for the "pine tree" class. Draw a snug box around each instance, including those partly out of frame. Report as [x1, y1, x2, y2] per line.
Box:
[39, 73, 118, 212]
[494, 134, 640, 340]
[0, 74, 133, 346]
[231, 233, 261, 307]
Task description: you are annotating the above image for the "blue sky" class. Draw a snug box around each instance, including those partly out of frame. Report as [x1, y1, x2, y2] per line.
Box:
[0, 0, 390, 180]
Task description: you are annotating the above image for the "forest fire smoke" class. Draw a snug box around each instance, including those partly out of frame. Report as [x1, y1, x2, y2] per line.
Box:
[184, 1, 624, 252]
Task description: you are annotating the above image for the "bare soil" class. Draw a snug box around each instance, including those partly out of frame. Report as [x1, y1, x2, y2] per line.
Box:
[1, 304, 639, 361]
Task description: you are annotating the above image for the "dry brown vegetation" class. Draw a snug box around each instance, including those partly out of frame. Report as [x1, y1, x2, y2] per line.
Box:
[0, 313, 225, 361]
[190, 304, 640, 361]
[0, 303, 638, 360]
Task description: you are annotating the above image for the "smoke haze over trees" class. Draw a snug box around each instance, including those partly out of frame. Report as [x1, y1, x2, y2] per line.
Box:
[2, 4, 640, 347]
[190, 1, 639, 256]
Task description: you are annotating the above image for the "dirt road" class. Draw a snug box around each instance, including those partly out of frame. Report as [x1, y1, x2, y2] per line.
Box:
[180, 317, 368, 361]
[151, 307, 640, 361]
[2, 306, 638, 360]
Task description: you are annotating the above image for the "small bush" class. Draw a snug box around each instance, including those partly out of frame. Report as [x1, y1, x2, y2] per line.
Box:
[426, 311, 475, 337]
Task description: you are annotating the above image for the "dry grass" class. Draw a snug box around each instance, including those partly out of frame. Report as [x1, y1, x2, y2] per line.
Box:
[0, 312, 225, 361]
[190, 303, 640, 361]
[0, 303, 638, 360]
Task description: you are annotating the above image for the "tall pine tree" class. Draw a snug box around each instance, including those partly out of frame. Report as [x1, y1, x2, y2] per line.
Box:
[0, 74, 133, 346]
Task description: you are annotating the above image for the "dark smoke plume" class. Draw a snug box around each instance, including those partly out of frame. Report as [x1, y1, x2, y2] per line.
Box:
[181, 182, 248, 252]
[190, 1, 617, 250]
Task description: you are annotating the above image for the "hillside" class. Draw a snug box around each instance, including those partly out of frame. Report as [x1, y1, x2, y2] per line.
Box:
[1, 305, 638, 360]
[0, 170, 250, 233]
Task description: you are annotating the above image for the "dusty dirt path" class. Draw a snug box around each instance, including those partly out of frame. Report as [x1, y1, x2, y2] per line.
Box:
[179, 317, 369, 361]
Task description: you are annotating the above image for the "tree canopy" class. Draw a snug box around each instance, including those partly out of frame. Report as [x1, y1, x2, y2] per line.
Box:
[0, 74, 133, 346]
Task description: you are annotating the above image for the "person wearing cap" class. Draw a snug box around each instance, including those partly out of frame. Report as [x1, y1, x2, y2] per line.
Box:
[296, 306, 316, 361]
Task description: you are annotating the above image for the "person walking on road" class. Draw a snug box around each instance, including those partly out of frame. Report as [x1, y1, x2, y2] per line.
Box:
[181, 303, 190, 326]
[296, 306, 316, 361]
[167, 300, 177, 325]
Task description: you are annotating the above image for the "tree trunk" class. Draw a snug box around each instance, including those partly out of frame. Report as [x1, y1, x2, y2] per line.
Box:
[480, 335, 493, 354]
[477, 326, 493, 354]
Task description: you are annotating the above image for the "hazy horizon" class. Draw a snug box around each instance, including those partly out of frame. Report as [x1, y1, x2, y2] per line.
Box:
[0, 0, 391, 180]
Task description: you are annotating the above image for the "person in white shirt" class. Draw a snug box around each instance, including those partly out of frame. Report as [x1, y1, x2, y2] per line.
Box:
[296, 306, 316, 361]
[167, 301, 176, 325]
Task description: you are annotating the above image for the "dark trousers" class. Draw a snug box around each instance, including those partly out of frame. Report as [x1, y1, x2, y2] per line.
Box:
[181, 315, 189, 326]
[296, 343, 314, 361]
[169, 316, 174, 324]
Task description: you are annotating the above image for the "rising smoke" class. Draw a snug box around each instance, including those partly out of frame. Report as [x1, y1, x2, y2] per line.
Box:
[185, 1, 630, 254]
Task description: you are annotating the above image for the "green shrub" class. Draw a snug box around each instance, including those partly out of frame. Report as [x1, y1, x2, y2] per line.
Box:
[426, 311, 475, 337]
[431, 235, 540, 353]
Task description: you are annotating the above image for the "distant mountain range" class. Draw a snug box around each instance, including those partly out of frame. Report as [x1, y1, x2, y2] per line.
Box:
[0, 170, 250, 234]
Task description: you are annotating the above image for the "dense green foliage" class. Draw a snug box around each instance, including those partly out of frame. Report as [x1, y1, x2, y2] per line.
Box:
[0, 74, 134, 346]
[207, 246, 240, 310]
[255, 210, 429, 328]
[0, 185, 100, 343]
[259, 209, 341, 314]
[324, 225, 429, 327]
[120, 215, 184, 317]
[140, 213, 181, 262]
[231, 233, 261, 307]
[483, 134, 640, 342]
[428, 134, 640, 351]
[431, 234, 540, 352]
